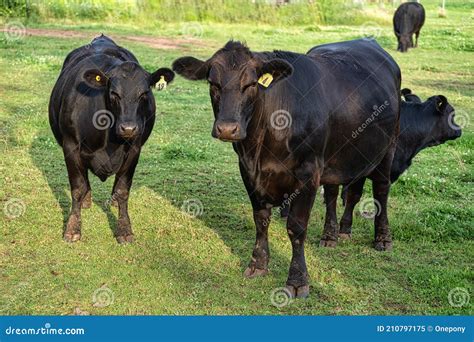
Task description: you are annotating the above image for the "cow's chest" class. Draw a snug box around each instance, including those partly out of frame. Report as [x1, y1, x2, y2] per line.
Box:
[82, 144, 127, 181]
[245, 156, 298, 205]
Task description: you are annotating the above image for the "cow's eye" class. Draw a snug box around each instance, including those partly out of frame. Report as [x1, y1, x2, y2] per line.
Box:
[208, 80, 221, 90]
[110, 91, 121, 101]
[242, 82, 257, 92]
[139, 92, 149, 101]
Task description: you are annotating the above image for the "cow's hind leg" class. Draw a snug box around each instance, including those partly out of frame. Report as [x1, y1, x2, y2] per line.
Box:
[369, 152, 394, 251]
[339, 178, 366, 239]
[414, 31, 420, 47]
[112, 148, 140, 244]
[63, 142, 88, 242]
[244, 206, 271, 278]
[320, 185, 339, 247]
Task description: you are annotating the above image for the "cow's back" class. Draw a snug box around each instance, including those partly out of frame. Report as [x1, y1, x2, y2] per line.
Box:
[305, 39, 401, 183]
[393, 2, 425, 34]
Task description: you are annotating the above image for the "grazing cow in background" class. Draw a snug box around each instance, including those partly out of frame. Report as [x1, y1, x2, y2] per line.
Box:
[49, 35, 174, 243]
[394, 2, 425, 52]
[173, 39, 400, 297]
[328, 90, 462, 241]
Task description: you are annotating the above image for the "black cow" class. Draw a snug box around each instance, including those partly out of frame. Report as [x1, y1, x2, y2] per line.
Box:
[172, 39, 401, 297]
[401, 87, 421, 103]
[332, 90, 462, 240]
[394, 2, 425, 52]
[49, 35, 174, 243]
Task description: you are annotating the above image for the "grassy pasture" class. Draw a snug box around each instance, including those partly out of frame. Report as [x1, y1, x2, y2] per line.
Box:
[0, 0, 473, 315]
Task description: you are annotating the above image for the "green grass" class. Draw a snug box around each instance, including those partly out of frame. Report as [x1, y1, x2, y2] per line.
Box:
[0, 1, 473, 315]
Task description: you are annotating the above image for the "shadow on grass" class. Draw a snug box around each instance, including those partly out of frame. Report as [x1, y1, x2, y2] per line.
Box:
[30, 131, 120, 239]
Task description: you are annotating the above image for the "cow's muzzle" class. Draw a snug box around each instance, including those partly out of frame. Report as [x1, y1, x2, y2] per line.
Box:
[118, 122, 139, 139]
[212, 120, 245, 142]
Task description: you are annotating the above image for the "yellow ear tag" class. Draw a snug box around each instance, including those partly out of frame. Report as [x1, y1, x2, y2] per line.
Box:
[258, 73, 273, 88]
[95, 75, 101, 82]
[156, 76, 167, 91]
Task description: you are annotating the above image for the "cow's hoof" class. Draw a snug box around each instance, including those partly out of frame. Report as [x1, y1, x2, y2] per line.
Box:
[63, 232, 81, 242]
[319, 239, 337, 248]
[285, 284, 310, 299]
[116, 234, 134, 244]
[374, 240, 392, 251]
[338, 233, 352, 240]
[82, 192, 92, 209]
[243, 266, 268, 278]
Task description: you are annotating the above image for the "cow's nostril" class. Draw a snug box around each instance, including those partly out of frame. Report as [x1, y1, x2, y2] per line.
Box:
[216, 125, 223, 135]
[231, 125, 238, 135]
[119, 123, 138, 136]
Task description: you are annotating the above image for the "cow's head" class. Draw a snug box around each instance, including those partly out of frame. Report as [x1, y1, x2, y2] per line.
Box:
[397, 34, 412, 53]
[172, 41, 293, 142]
[83, 62, 174, 141]
[423, 95, 462, 145]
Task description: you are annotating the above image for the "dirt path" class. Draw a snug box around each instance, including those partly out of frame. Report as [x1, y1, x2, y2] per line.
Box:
[2, 27, 206, 50]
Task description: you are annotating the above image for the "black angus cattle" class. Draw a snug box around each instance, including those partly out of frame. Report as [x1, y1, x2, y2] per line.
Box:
[325, 90, 462, 241]
[401, 87, 421, 103]
[172, 39, 401, 297]
[49, 35, 174, 243]
[393, 2, 425, 52]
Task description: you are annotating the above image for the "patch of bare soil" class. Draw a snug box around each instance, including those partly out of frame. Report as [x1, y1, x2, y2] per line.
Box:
[2, 27, 205, 50]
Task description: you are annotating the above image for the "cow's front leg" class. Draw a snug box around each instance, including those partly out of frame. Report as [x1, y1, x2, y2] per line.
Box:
[320, 185, 339, 247]
[63, 142, 88, 242]
[244, 206, 271, 278]
[286, 183, 316, 298]
[112, 147, 140, 244]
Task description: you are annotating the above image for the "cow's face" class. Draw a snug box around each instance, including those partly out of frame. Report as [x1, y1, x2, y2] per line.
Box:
[397, 35, 412, 52]
[83, 62, 174, 141]
[425, 95, 462, 145]
[172, 42, 293, 142]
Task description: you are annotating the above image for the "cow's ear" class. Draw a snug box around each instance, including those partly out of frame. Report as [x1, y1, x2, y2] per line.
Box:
[149, 68, 175, 89]
[172, 56, 209, 81]
[257, 59, 293, 88]
[401, 88, 412, 97]
[83, 69, 107, 88]
[435, 95, 448, 114]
